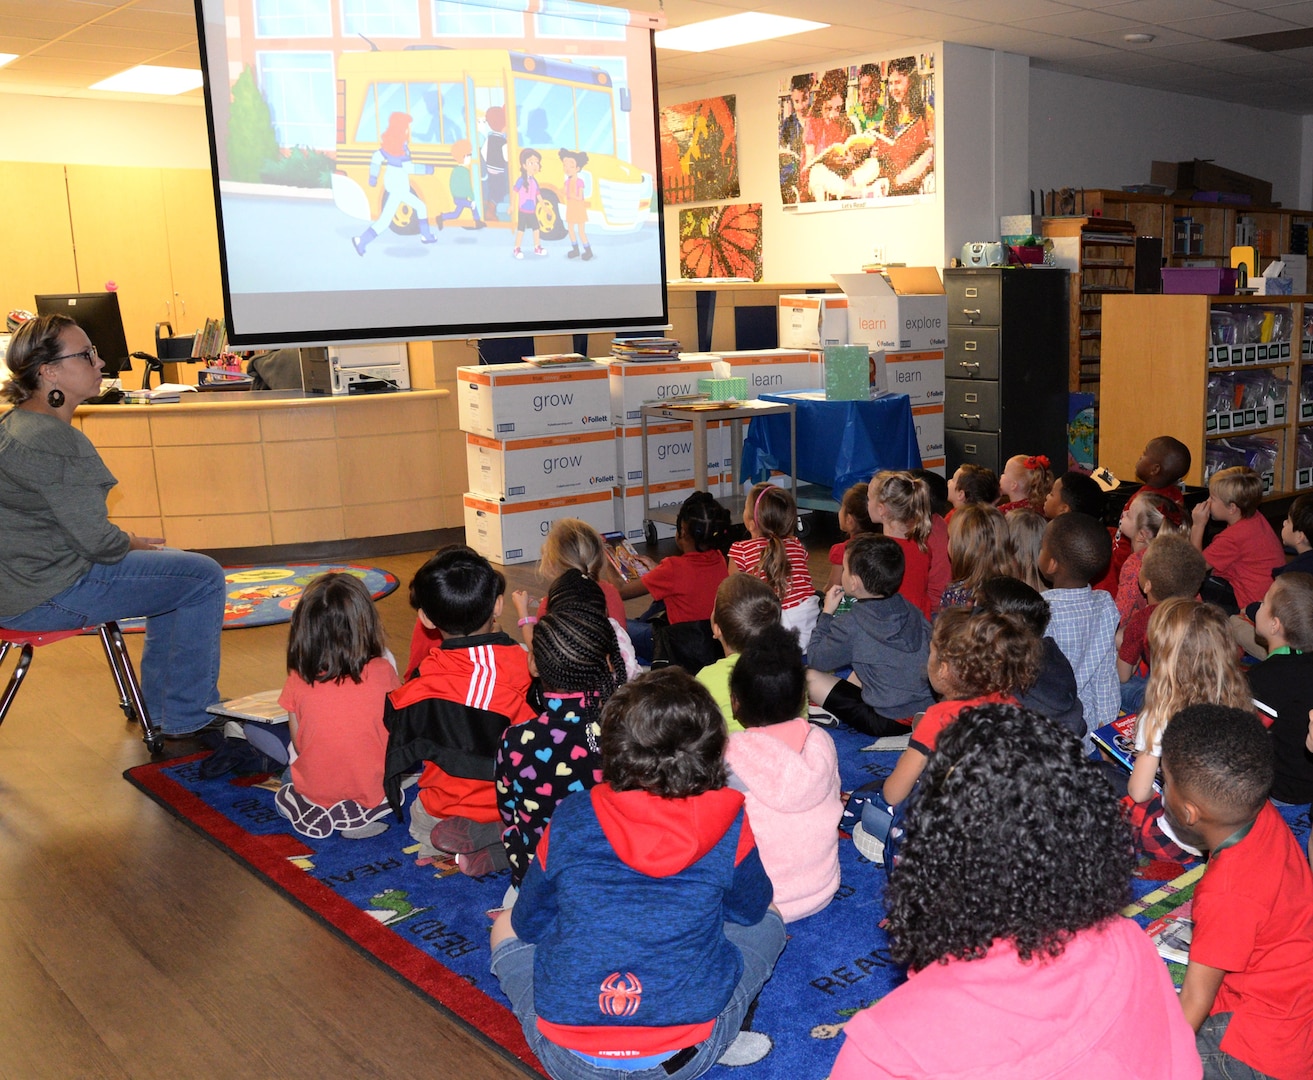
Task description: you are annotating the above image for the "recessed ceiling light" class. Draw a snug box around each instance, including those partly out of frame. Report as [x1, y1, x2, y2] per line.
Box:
[655, 13, 828, 53]
[90, 65, 203, 95]
[0, 53, 18, 70]
[1123, 33, 1155, 44]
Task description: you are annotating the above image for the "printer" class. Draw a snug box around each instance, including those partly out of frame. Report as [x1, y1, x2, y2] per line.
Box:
[300, 342, 411, 395]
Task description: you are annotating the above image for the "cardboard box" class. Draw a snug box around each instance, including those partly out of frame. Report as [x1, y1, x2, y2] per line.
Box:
[912, 404, 945, 472]
[834, 267, 947, 352]
[711, 349, 822, 399]
[1000, 214, 1042, 243]
[615, 420, 729, 487]
[456, 362, 612, 438]
[778, 293, 848, 349]
[614, 477, 731, 542]
[466, 429, 616, 500]
[463, 489, 616, 565]
[607, 357, 718, 426]
[884, 350, 944, 407]
[1175, 159, 1273, 207]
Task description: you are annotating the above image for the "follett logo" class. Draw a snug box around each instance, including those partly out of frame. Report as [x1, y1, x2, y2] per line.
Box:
[581, 414, 609, 425]
[598, 972, 643, 1017]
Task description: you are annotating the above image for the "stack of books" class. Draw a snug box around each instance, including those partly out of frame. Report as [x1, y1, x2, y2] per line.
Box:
[522, 352, 595, 368]
[610, 337, 680, 362]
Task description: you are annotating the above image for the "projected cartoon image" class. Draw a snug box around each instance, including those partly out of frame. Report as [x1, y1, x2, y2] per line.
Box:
[197, 0, 664, 342]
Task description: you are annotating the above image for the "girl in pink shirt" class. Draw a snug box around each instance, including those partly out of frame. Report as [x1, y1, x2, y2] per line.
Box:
[273, 573, 400, 840]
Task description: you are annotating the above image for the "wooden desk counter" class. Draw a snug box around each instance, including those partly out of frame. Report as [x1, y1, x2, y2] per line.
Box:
[68, 389, 452, 553]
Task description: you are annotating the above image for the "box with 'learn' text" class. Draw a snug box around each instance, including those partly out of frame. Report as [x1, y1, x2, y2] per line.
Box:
[884, 350, 945, 407]
[463, 489, 616, 565]
[465, 429, 617, 500]
[456, 362, 612, 439]
[710, 349, 820, 399]
[913, 404, 945, 473]
[835, 268, 947, 352]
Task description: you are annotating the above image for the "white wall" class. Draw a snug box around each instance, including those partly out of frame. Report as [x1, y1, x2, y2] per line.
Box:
[1029, 67, 1306, 209]
[2, 94, 211, 169]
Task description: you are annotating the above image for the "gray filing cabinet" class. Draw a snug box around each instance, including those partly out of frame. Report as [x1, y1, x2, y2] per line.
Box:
[943, 267, 1069, 476]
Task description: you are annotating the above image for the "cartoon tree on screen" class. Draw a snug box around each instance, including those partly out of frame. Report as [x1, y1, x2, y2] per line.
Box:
[228, 67, 279, 183]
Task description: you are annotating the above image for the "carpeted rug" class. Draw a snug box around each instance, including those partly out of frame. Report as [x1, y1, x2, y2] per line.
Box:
[116, 563, 399, 633]
[123, 730, 1312, 1078]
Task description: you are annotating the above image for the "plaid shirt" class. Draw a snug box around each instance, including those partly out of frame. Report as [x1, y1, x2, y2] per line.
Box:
[1042, 586, 1119, 734]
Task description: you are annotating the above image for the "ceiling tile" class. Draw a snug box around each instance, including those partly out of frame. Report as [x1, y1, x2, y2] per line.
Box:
[1260, 0, 1313, 22]
[1167, 9, 1305, 35]
[1101, 0, 1242, 20]
[948, 0, 1083, 20]
[1072, 24, 1207, 47]
[1135, 38, 1265, 61]
[1017, 7, 1144, 33]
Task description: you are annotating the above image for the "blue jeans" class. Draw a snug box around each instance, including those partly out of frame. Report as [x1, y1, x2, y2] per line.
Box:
[491, 913, 786, 1080]
[1120, 670, 1148, 714]
[3, 549, 225, 736]
[1196, 1013, 1276, 1080]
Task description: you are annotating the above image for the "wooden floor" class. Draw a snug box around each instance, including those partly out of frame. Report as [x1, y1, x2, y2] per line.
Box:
[0, 522, 841, 1079]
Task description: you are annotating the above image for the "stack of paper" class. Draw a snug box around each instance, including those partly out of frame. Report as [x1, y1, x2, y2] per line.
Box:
[611, 337, 680, 362]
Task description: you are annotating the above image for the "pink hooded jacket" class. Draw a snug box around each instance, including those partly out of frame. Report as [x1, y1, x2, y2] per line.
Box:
[725, 718, 842, 922]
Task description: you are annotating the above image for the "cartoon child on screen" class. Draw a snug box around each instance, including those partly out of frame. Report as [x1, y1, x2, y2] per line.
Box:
[436, 139, 486, 231]
[352, 112, 436, 255]
[558, 148, 592, 261]
[512, 148, 545, 259]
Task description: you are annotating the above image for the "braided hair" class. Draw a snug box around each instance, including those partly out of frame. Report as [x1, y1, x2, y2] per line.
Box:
[676, 490, 732, 554]
[536, 569, 626, 720]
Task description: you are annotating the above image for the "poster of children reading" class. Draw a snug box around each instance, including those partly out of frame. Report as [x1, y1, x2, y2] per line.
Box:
[779, 52, 936, 209]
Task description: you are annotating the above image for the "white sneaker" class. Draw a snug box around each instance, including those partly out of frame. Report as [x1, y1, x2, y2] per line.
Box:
[716, 1030, 772, 1067]
[807, 706, 839, 728]
[852, 821, 886, 864]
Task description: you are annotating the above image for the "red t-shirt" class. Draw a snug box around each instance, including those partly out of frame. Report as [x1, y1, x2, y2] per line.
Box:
[642, 548, 727, 623]
[1115, 549, 1148, 625]
[729, 536, 816, 612]
[891, 536, 931, 618]
[909, 692, 1012, 757]
[1191, 801, 1313, 1079]
[1203, 514, 1288, 611]
[926, 514, 950, 612]
[1094, 526, 1122, 596]
[537, 580, 627, 625]
[829, 540, 847, 566]
[280, 657, 401, 809]
[1117, 602, 1156, 671]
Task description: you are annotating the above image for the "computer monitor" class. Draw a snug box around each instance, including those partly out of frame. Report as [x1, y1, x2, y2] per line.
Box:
[34, 292, 132, 378]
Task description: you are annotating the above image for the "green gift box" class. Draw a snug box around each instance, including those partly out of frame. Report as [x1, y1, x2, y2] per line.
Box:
[825, 345, 875, 401]
[697, 377, 747, 402]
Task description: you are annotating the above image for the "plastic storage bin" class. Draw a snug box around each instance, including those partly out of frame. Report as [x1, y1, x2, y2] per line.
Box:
[1161, 267, 1238, 295]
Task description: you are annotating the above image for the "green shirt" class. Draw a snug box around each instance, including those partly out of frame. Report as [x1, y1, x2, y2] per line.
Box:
[696, 653, 742, 732]
[0, 408, 130, 618]
[449, 164, 473, 201]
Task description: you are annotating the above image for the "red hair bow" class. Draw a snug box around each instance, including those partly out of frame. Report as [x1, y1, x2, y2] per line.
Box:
[1024, 455, 1050, 470]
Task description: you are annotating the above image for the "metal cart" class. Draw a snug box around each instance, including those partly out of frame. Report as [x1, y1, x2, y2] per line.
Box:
[639, 399, 798, 546]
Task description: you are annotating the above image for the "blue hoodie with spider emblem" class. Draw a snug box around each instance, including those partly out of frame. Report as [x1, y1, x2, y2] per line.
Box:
[509, 783, 773, 1058]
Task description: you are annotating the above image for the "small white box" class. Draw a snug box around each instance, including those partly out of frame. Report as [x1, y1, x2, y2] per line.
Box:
[778, 294, 848, 349]
[834, 268, 947, 352]
[616, 421, 730, 487]
[466, 429, 617, 500]
[463, 489, 616, 565]
[884, 350, 945, 407]
[711, 349, 821, 399]
[614, 478, 732, 542]
[912, 404, 945, 473]
[456, 362, 612, 438]
[607, 357, 719, 426]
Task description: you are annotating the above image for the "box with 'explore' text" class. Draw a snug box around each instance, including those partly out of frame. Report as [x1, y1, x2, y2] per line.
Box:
[835, 268, 947, 352]
[463, 489, 616, 565]
[466, 429, 616, 500]
[457, 362, 612, 439]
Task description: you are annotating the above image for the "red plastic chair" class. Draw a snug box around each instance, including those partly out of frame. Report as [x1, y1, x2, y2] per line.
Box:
[0, 622, 163, 753]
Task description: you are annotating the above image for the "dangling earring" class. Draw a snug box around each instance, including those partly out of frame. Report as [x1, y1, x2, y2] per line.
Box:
[47, 387, 65, 408]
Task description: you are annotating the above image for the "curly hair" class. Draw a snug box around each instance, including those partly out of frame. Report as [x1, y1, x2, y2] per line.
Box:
[676, 490, 732, 554]
[947, 503, 1013, 592]
[2, 313, 76, 405]
[286, 572, 387, 684]
[729, 623, 806, 728]
[601, 669, 726, 797]
[871, 470, 932, 547]
[840, 482, 875, 536]
[746, 482, 799, 601]
[712, 573, 781, 654]
[931, 606, 1041, 697]
[1137, 598, 1252, 750]
[885, 703, 1134, 971]
[951, 464, 1000, 507]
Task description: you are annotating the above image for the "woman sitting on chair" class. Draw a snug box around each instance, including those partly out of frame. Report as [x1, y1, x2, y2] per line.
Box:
[0, 314, 226, 742]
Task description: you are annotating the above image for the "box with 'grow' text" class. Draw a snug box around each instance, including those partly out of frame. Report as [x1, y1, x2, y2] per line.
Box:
[466, 429, 616, 500]
[615, 421, 730, 487]
[607, 357, 718, 426]
[463, 489, 616, 565]
[456, 362, 612, 438]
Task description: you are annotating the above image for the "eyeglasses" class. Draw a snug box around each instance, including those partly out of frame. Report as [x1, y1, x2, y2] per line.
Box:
[53, 345, 99, 365]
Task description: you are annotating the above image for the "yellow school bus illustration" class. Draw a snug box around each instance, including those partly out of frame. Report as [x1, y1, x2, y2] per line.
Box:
[334, 46, 654, 238]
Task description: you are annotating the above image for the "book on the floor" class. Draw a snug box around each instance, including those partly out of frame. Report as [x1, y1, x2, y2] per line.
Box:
[863, 733, 911, 752]
[206, 689, 288, 724]
[601, 530, 649, 582]
[1146, 903, 1193, 965]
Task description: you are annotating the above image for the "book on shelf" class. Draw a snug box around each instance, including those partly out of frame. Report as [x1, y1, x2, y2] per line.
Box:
[205, 688, 288, 725]
[600, 530, 649, 583]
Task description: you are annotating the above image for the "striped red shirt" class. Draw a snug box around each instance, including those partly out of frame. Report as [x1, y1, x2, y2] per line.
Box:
[729, 536, 816, 611]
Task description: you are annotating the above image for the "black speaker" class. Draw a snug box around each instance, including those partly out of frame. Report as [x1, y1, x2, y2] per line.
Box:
[1134, 236, 1163, 293]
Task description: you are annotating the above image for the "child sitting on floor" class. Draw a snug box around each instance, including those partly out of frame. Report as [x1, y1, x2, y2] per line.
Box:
[909, 468, 951, 611]
[698, 573, 782, 732]
[384, 545, 536, 875]
[1043, 470, 1107, 521]
[826, 482, 876, 592]
[1161, 703, 1313, 1079]
[1190, 466, 1285, 614]
[1134, 435, 1191, 505]
[805, 534, 935, 738]
[946, 463, 999, 521]
[725, 624, 842, 923]
[489, 669, 785, 1080]
[1039, 512, 1119, 733]
[273, 573, 401, 840]
[1116, 534, 1206, 715]
[1247, 572, 1313, 805]
[1235, 492, 1313, 659]
[496, 574, 625, 887]
[868, 471, 935, 617]
[730, 483, 819, 650]
[1125, 599, 1253, 864]
[939, 503, 1013, 610]
[1114, 492, 1187, 624]
[997, 454, 1052, 515]
[1005, 508, 1048, 594]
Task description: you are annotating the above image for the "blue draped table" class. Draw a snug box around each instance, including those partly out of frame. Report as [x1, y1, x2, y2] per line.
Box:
[740, 390, 921, 502]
